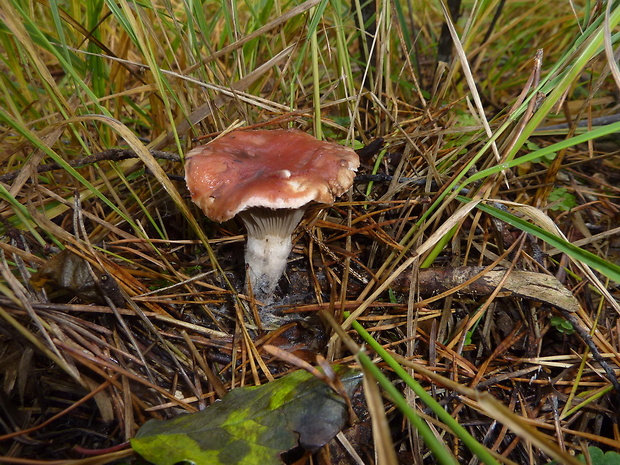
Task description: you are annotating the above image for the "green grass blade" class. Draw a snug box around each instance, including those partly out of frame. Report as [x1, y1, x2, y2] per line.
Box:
[355, 349, 460, 465]
[464, 120, 620, 185]
[504, 4, 620, 162]
[470, 200, 620, 283]
[0, 108, 142, 236]
[309, 0, 329, 138]
[0, 184, 50, 247]
[346, 313, 501, 465]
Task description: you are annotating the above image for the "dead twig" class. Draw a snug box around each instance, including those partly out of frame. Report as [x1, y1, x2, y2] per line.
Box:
[0, 149, 180, 184]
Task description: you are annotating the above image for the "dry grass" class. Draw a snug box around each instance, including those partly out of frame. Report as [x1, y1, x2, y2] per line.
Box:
[1, 0, 619, 463]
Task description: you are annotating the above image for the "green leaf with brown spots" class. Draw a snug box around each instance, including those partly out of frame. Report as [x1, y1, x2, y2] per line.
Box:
[131, 366, 362, 465]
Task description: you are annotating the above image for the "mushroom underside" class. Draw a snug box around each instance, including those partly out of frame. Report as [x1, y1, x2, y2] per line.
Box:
[239, 207, 306, 301]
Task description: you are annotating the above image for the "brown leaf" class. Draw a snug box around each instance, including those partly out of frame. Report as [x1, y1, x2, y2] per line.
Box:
[393, 266, 579, 313]
[31, 249, 124, 306]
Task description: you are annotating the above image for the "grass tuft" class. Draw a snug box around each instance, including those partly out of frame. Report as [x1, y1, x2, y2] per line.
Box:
[1, 0, 619, 463]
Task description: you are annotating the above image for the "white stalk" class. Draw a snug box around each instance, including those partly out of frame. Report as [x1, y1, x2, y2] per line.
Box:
[239, 207, 306, 302]
[245, 233, 293, 299]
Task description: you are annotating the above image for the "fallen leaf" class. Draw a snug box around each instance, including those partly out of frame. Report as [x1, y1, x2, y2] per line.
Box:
[30, 249, 123, 306]
[393, 266, 579, 313]
[131, 366, 362, 465]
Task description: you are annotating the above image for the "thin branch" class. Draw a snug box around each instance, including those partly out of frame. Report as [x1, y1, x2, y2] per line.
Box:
[0, 149, 181, 184]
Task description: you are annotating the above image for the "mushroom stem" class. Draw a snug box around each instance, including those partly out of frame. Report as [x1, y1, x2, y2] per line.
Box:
[245, 233, 292, 299]
[239, 207, 306, 301]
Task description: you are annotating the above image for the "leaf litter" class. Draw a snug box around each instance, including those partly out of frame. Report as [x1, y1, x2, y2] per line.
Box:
[0, 1, 619, 464]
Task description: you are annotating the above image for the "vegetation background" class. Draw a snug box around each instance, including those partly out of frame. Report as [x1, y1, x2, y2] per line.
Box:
[1, 0, 620, 463]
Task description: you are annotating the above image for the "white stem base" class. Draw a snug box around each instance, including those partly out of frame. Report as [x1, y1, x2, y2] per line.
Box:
[239, 207, 306, 302]
[245, 233, 293, 301]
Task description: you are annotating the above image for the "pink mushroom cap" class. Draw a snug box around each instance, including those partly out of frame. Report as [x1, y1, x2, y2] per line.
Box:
[184, 129, 360, 222]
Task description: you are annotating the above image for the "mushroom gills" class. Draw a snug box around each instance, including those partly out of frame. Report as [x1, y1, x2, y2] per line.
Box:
[239, 207, 306, 301]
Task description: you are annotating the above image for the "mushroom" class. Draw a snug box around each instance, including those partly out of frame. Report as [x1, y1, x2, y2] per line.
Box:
[185, 129, 359, 301]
